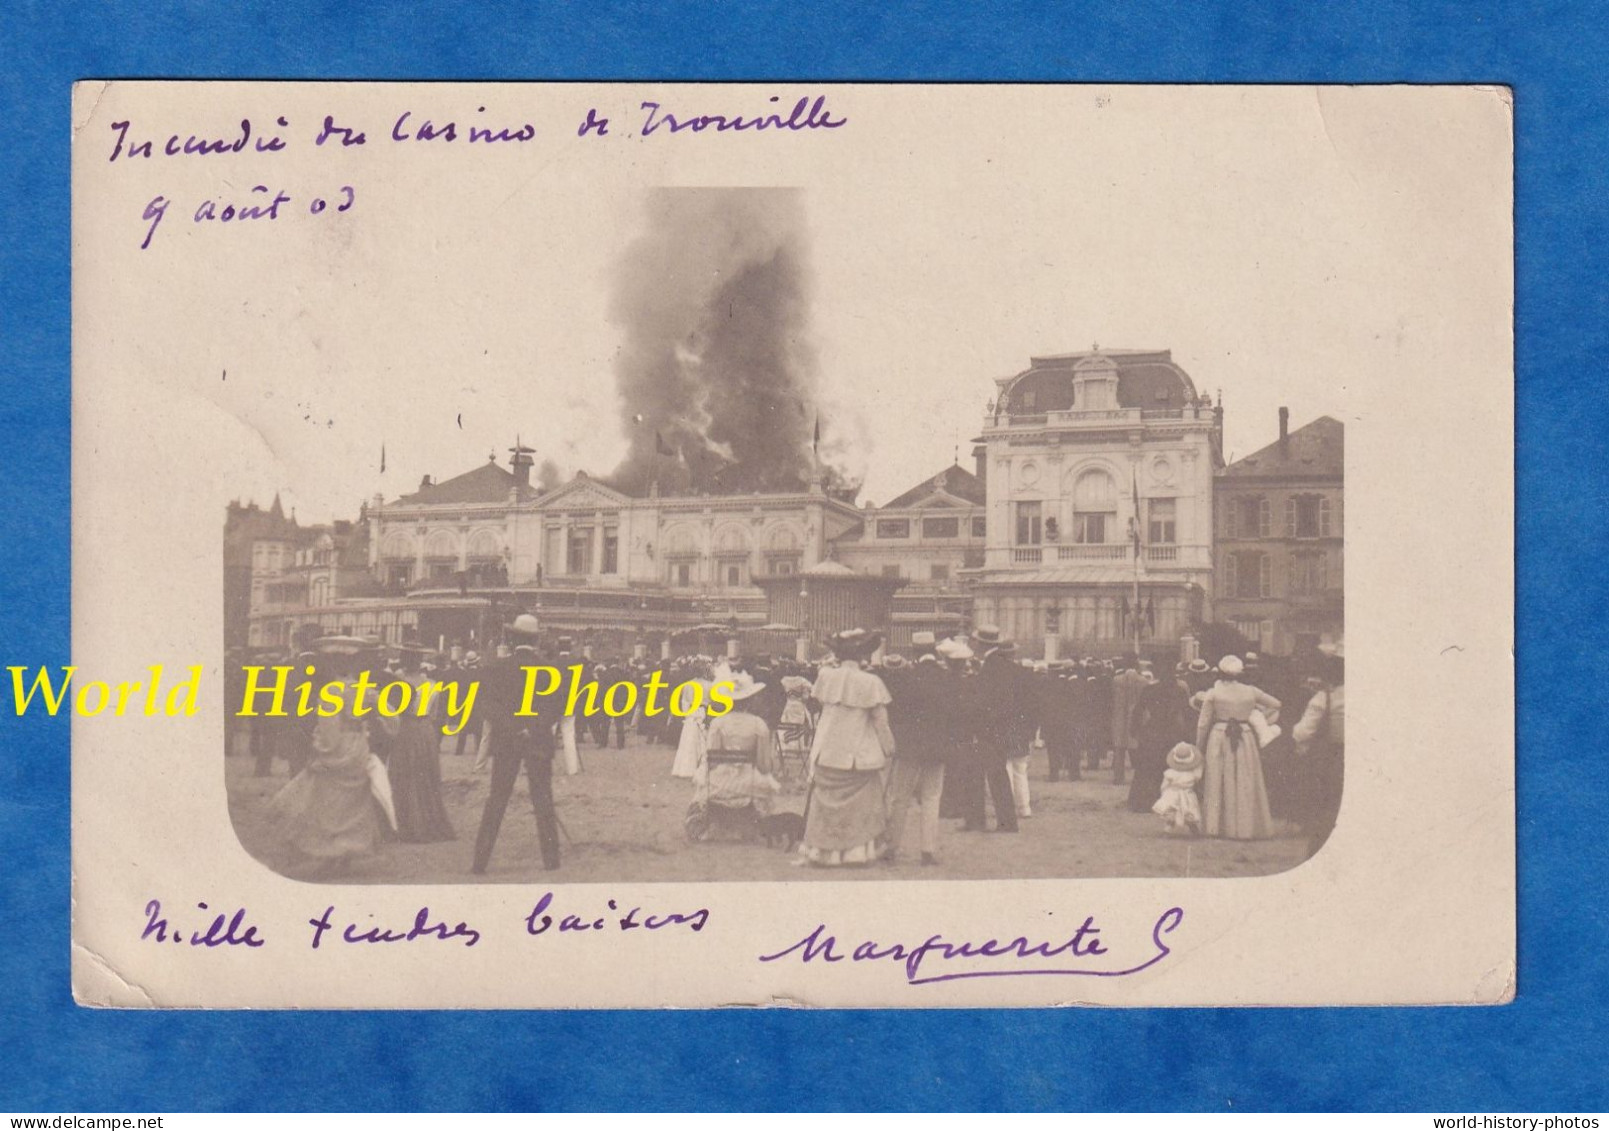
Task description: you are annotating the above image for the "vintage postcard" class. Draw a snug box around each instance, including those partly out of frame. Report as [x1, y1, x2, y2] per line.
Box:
[67, 82, 1513, 1008]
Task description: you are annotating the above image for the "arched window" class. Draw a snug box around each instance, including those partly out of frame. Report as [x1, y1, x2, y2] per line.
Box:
[713, 524, 749, 554]
[380, 532, 415, 560]
[424, 530, 458, 559]
[466, 528, 503, 560]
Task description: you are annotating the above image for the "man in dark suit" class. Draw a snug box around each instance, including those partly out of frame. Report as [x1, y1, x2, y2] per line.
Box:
[961, 625, 1025, 833]
[471, 614, 563, 873]
[883, 634, 960, 863]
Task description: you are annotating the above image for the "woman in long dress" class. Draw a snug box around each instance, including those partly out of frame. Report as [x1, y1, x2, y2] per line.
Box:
[1195, 654, 1281, 840]
[375, 663, 456, 843]
[670, 662, 713, 779]
[799, 629, 895, 867]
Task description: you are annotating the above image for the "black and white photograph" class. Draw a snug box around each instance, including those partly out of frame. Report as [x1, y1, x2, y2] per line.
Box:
[221, 183, 1346, 887]
[71, 81, 1510, 1008]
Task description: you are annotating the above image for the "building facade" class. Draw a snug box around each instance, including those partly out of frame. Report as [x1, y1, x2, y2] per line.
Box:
[968, 349, 1222, 661]
[1213, 411, 1344, 656]
[233, 447, 981, 658]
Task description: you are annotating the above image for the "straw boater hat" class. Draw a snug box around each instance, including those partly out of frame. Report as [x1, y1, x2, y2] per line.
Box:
[1167, 742, 1202, 772]
[1217, 654, 1245, 677]
[1188, 658, 1210, 674]
[509, 613, 541, 638]
[971, 624, 1004, 648]
[827, 627, 882, 661]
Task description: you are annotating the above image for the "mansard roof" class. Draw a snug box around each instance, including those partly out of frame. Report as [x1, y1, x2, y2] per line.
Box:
[394, 459, 532, 505]
[997, 349, 1201, 415]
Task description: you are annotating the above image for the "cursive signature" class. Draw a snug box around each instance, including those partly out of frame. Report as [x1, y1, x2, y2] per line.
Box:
[758, 907, 1184, 986]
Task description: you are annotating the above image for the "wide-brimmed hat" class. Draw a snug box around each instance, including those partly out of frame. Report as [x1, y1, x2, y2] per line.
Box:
[1188, 658, 1210, 674]
[971, 624, 1004, 647]
[463, 651, 480, 664]
[828, 628, 882, 660]
[1217, 654, 1245, 677]
[509, 613, 541, 637]
[725, 671, 767, 701]
[1167, 742, 1202, 771]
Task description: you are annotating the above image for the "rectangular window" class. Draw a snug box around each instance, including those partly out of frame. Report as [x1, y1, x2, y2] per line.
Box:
[1015, 501, 1042, 545]
[1289, 495, 1333, 539]
[566, 528, 593, 575]
[930, 563, 950, 583]
[1291, 551, 1328, 594]
[1073, 512, 1110, 544]
[723, 562, 743, 587]
[1147, 498, 1177, 544]
[876, 519, 911, 539]
[971, 516, 987, 538]
[922, 516, 960, 539]
[671, 561, 693, 587]
[1230, 496, 1271, 538]
[601, 530, 619, 574]
[386, 563, 412, 587]
[1231, 551, 1272, 598]
[766, 555, 800, 576]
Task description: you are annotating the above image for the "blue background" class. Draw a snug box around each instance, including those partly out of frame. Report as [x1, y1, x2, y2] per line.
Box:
[0, 0, 1597, 1113]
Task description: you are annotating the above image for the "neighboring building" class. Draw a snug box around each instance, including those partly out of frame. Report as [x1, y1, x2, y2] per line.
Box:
[1213, 411, 1344, 656]
[968, 349, 1223, 661]
[832, 463, 984, 648]
[223, 495, 301, 652]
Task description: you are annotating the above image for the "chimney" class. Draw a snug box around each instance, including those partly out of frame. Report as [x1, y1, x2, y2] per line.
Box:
[1278, 407, 1290, 458]
[973, 443, 988, 487]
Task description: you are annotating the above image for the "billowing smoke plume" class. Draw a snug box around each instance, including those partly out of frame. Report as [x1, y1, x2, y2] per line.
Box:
[608, 188, 859, 498]
[536, 458, 565, 492]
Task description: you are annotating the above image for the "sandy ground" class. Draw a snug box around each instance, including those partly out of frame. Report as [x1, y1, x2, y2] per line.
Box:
[227, 733, 1308, 884]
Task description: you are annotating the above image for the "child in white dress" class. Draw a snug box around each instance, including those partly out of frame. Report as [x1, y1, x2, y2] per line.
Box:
[1153, 741, 1204, 836]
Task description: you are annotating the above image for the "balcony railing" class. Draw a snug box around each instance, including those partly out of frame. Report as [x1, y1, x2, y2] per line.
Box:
[1057, 544, 1126, 561]
[983, 403, 1213, 431]
[1012, 547, 1042, 564]
[1145, 545, 1179, 562]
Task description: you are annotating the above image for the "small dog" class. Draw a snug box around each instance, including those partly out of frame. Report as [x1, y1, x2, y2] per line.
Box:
[759, 811, 806, 850]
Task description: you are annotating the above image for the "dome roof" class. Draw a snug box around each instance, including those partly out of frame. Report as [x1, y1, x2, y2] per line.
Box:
[998, 349, 1200, 415]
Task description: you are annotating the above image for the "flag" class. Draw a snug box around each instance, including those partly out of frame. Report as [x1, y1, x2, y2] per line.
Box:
[655, 430, 673, 457]
[813, 416, 821, 454]
[380, 442, 386, 474]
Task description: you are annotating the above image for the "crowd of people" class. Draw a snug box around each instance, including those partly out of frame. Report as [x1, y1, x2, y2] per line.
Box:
[231, 618, 1345, 877]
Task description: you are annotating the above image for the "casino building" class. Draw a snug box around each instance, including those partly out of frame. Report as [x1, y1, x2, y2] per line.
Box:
[237, 442, 982, 660]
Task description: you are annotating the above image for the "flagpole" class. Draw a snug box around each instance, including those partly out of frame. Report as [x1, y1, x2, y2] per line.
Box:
[1131, 469, 1142, 659]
